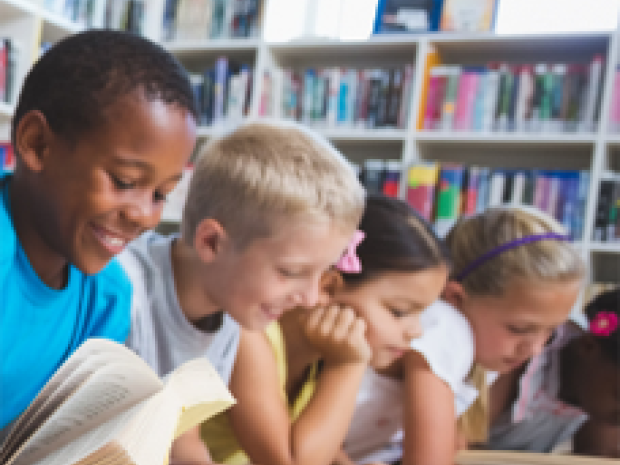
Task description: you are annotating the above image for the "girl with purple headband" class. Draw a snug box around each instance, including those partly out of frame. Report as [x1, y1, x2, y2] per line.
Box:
[488, 287, 620, 458]
[200, 195, 451, 465]
[402, 206, 586, 465]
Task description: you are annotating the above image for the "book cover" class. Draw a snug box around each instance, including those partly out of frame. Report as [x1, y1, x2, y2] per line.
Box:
[407, 162, 440, 220]
[440, 0, 496, 32]
[424, 66, 449, 130]
[434, 164, 464, 237]
[373, 0, 443, 34]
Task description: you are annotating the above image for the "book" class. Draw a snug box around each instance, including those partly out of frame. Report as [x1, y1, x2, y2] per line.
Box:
[0, 338, 235, 465]
[373, 0, 443, 34]
[434, 164, 464, 237]
[407, 162, 441, 220]
[456, 450, 618, 464]
[440, 0, 497, 33]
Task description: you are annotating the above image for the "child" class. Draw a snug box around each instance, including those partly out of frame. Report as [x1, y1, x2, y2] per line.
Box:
[0, 30, 197, 439]
[118, 120, 366, 464]
[396, 207, 586, 465]
[201, 195, 451, 465]
[488, 288, 620, 458]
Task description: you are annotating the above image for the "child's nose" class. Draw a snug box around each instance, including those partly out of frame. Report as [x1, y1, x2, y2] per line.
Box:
[123, 193, 159, 230]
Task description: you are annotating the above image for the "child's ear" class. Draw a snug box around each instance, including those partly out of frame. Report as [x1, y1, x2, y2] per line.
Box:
[193, 218, 229, 263]
[442, 280, 467, 309]
[320, 269, 345, 299]
[15, 111, 52, 172]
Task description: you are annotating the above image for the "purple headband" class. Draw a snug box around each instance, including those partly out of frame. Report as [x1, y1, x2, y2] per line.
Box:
[455, 233, 571, 282]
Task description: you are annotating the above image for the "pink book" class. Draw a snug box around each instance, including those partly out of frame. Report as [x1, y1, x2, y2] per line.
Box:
[533, 172, 550, 212]
[610, 69, 620, 132]
[454, 70, 479, 131]
[424, 67, 447, 130]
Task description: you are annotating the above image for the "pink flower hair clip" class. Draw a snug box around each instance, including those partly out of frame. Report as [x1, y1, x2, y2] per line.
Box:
[335, 230, 365, 274]
[590, 311, 619, 337]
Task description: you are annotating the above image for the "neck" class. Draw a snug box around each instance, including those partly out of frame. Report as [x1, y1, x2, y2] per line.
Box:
[171, 238, 222, 323]
[9, 174, 68, 289]
[280, 311, 323, 397]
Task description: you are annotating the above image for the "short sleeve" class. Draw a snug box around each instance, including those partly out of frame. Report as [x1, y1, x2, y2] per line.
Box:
[410, 300, 476, 396]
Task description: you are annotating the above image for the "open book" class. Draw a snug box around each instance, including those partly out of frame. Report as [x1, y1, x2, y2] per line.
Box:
[456, 450, 618, 465]
[0, 338, 235, 465]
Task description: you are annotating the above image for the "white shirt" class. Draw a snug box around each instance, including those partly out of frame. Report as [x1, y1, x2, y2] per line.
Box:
[411, 300, 498, 416]
[489, 323, 588, 453]
[344, 300, 497, 465]
[118, 232, 240, 384]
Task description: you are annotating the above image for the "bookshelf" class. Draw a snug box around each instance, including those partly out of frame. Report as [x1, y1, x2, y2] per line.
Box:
[1, 0, 619, 282]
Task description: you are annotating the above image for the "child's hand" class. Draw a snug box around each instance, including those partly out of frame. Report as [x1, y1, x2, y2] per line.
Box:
[300, 305, 372, 365]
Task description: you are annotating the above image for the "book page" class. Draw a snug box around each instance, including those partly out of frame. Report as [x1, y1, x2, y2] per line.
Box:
[9, 360, 162, 465]
[0, 338, 133, 460]
[456, 450, 619, 465]
[163, 357, 235, 439]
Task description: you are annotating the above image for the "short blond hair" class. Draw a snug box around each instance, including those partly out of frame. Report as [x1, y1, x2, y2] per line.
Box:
[181, 120, 365, 246]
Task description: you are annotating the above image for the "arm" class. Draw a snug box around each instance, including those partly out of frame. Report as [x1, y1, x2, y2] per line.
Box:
[169, 425, 213, 465]
[228, 306, 370, 465]
[401, 350, 458, 465]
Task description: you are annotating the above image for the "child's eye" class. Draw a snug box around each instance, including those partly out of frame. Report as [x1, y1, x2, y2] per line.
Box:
[279, 268, 301, 278]
[390, 308, 407, 318]
[110, 174, 135, 190]
[153, 190, 167, 202]
[507, 325, 531, 334]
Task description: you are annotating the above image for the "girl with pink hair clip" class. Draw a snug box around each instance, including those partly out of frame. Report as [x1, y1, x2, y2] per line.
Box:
[489, 287, 620, 458]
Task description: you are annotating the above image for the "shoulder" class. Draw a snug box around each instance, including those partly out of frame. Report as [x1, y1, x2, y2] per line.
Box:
[409, 300, 475, 393]
[0, 174, 15, 260]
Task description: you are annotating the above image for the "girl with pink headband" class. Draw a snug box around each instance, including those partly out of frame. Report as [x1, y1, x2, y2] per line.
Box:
[200, 195, 451, 465]
[489, 287, 620, 458]
[402, 206, 586, 465]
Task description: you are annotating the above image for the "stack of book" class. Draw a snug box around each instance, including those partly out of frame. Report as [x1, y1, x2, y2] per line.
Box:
[0, 38, 18, 105]
[104, 0, 146, 34]
[356, 159, 402, 197]
[280, 66, 415, 130]
[406, 162, 590, 239]
[162, 0, 263, 42]
[44, 0, 98, 27]
[592, 173, 620, 243]
[422, 56, 604, 133]
[189, 58, 253, 127]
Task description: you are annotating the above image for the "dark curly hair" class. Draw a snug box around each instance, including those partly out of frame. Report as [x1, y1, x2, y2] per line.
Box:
[12, 29, 199, 149]
[340, 194, 451, 286]
[585, 288, 620, 365]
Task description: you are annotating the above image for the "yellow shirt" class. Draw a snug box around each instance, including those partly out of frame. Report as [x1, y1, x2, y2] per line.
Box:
[202, 322, 318, 465]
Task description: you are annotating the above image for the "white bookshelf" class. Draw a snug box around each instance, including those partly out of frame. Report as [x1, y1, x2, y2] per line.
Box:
[2, 0, 620, 273]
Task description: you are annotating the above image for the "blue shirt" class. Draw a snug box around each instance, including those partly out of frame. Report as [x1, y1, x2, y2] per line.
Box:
[0, 173, 132, 430]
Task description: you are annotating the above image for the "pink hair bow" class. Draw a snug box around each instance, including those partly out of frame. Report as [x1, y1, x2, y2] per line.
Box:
[336, 230, 365, 273]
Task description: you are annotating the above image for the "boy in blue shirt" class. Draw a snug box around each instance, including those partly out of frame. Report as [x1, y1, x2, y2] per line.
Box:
[0, 30, 198, 436]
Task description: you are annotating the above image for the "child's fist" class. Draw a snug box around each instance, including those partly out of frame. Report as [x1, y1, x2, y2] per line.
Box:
[300, 305, 372, 365]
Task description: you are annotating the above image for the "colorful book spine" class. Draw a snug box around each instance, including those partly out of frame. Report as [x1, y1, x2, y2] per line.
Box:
[407, 162, 441, 220]
[579, 55, 603, 133]
[434, 164, 465, 237]
[454, 68, 480, 131]
[382, 161, 401, 198]
[440, 66, 461, 131]
[424, 66, 449, 130]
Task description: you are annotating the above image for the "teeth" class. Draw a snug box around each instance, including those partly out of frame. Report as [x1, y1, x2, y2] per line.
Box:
[103, 236, 125, 247]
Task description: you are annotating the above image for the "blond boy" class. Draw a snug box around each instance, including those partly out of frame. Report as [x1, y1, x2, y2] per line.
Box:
[119, 120, 365, 464]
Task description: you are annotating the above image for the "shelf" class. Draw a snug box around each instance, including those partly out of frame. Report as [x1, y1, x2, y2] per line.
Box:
[0, 0, 36, 20]
[166, 38, 260, 60]
[268, 37, 419, 68]
[589, 242, 620, 254]
[428, 32, 610, 63]
[415, 132, 597, 146]
[314, 127, 407, 142]
[39, 8, 84, 42]
[0, 102, 14, 120]
[606, 135, 620, 146]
